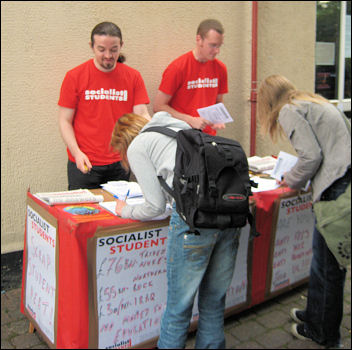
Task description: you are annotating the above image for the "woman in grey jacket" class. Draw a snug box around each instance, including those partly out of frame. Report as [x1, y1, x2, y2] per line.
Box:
[111, 111, 241, 349]
[258, 75, 351, 348]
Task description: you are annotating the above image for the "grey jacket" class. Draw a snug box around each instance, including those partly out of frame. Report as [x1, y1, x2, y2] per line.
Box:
[278, 100, 351, 202]
[121, 112, 191, 220]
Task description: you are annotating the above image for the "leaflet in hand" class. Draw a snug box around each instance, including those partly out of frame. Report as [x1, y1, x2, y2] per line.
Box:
[197, 103, 233, 124]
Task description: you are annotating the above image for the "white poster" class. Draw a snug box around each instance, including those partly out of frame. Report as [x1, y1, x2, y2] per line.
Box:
[96, 223, 251, 348]
[226, 224, 250, 308]
[25, 206, 56, 343]
[96, 226, 169, 349]
[270, 193, 315, 293]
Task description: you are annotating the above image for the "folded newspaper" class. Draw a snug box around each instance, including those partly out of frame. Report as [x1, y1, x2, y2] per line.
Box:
[34, 189, 104, 205]
[247, 156, 277, 173]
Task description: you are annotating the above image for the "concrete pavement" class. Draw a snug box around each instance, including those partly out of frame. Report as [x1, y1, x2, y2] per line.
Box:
[1, 267, 350, 349]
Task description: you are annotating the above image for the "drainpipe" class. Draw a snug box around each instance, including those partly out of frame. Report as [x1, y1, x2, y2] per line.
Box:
[250, 1, 258, 156]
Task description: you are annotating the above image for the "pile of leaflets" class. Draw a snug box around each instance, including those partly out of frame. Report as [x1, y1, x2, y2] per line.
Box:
[34, 189, 104, 205]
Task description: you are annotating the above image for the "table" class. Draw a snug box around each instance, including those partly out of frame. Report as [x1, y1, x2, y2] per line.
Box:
[21, 187, 315, 348]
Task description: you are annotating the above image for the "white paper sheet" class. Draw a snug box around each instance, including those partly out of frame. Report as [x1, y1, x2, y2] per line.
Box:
[99, 200, 172, 221]
[197, 103, 233, 124]
[101, 181, 143, 199]
[250, 176, 280, 192]
[271, 151, 310, 191]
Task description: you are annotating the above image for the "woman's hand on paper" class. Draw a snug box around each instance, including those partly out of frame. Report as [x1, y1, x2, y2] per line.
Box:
[115, 199, 127, 216]
[276, 173, 289, 187]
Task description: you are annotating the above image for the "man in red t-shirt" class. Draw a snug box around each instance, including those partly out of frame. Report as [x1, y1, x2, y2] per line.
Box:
[58, 22, 150, 190]
[154, 19, 228, 136]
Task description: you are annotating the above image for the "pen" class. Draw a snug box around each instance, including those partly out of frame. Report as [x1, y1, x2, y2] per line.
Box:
[113, 195, 119, 199]
[124, 189, 130, 201]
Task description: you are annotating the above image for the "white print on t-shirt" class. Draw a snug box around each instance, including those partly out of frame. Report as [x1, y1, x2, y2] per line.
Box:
[84, 89, 128, 101]
[187, 78, 218, 90]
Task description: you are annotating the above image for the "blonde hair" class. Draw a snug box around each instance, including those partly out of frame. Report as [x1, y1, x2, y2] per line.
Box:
[111, 113, 149, 170]
[257, 75, 328, 142]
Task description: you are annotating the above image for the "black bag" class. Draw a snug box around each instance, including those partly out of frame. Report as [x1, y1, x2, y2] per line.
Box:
[142, 127, 259, 236]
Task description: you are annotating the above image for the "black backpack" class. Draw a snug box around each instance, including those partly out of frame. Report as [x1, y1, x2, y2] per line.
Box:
[142, 127, 259, 237]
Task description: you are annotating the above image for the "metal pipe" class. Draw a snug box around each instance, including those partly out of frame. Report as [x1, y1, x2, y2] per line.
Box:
[250, 1, 258, 156]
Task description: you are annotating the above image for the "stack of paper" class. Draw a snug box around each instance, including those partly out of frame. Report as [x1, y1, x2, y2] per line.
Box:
[250, 176, 280, 192]
[34, 189, 104, 205]
[101, 181, 143, 199]
[247, 156, 277, 173]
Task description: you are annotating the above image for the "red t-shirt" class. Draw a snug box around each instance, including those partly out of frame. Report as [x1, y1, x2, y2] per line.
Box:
[158, 51, 228, 135]
[58, 59, 150, 165]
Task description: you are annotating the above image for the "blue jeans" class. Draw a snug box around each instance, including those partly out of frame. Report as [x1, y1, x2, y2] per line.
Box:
[303, 171, 350, 346]
[157, 207, 241, 349]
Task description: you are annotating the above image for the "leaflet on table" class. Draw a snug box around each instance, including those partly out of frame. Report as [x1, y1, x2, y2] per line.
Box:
[197, 103, 233, 124]
[271, 151, 310, 191]
[250, 176, 280, 192]
[100, 198, 172, 221]
[101, 181, 143, 199]
[247, 156, 277, 173]
[34, 189, 104, 205]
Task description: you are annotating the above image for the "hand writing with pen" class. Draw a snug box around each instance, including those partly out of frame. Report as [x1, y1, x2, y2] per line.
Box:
[276, 173, 289, 187]
[114, 190, 129, 216]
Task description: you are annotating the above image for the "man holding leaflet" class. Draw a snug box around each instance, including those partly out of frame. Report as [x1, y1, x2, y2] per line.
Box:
[58, 22, 150, 190]
[154, 19, 228, 135]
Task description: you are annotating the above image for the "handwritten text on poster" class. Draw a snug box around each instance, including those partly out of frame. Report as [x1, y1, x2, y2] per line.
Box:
[25, 206, 56, 343]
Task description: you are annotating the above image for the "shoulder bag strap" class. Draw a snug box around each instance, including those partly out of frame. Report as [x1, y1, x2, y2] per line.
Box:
[141, 126, 178, 138]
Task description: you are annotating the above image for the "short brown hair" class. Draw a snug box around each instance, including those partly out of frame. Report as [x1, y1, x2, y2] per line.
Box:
[197, 19, 224, 38]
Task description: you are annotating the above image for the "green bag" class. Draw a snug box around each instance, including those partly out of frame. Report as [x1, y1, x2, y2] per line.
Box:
[313, 182, 351, 268]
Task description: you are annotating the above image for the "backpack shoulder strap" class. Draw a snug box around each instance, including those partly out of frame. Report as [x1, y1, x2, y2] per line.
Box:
[141, 126, 177, 197]
[141, 126, 178, 138]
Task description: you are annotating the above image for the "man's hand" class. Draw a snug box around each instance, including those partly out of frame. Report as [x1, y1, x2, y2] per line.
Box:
[187, 116, 213, 130]
[75, 151, 92, 174]
[212, 123, 226, 130]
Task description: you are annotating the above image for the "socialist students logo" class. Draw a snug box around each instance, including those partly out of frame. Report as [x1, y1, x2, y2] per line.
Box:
[222, 193, 247, 201]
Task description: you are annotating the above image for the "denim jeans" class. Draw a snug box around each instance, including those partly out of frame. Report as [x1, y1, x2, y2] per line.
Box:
[67, 160, 130, 190]
[303, 170, 350, 346]
[157, 207, 241, 349]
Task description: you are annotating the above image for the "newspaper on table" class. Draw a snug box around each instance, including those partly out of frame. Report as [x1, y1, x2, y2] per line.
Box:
[34, 189, 104, 205]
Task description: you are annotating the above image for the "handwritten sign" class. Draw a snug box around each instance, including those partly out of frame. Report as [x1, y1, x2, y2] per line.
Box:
[95, 223, 251, 348]
[25, 205, 56, 343]
[96, 226, 169, 349]
[270, 192, 315, 292]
